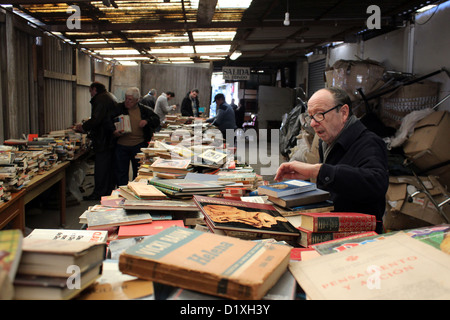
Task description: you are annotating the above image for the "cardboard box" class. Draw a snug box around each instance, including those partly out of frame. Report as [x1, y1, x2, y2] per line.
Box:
[402, 111, 450, 171]
[385, 175, 450, 230]
[325, 59, 385, 102]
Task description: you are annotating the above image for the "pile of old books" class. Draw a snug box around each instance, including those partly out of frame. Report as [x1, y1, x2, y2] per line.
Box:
[3, 229, 107, 300]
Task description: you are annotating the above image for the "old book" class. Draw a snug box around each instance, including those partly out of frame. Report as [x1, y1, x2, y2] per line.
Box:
[86, 208, 153, 229]
[193, 195, 300, 243]
[289, 233, 450, 300]
[17, 238, 106, 277]
[273, 201, 334, 217]
[198, 149, 227, 165]
[119, 226, 292, 300]
[118, 220, 186, 239]
[122, 199, 199, 211]
[26, 229, 107, 243]
[118, 185, 140, 200]
[258, 180, 316, 198]
[286, 212, 376, 233]
[297, 227, 372, 247]
[14, 263, 102, 300]
[127, 181, 168, 200]
[150, 158, 191, 173]
[0, 229, 23, 281]
[149, 177, 225, 192]
[267, 188, 330, 208]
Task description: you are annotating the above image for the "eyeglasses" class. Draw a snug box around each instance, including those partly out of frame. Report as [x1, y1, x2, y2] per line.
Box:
[305, 104, 342, 124]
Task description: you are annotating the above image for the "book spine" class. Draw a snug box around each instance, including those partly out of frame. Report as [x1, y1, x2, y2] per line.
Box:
[313, 216, 376, 232]
[302, 231, 366, 247]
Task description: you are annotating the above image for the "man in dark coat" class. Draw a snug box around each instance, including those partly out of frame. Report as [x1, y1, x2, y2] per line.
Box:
[113, 87, 160, 186]
[141, 88, 157, 110]
[180, 89, 200, 117]
[275, 87, 389, 233]
[75, 81, 118, 200]
[206, 93, 237, 141]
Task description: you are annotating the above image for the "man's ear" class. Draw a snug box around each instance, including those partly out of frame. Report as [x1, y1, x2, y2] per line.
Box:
[340, 104, 350, 121]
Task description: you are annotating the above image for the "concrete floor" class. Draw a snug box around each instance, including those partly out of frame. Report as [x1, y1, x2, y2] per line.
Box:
[23, 132, 286, 234]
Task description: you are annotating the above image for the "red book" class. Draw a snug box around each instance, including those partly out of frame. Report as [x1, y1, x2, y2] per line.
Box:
[118, 220, 185, 239]
[297, 227, 370, 247]
[288, 212, 376, 233]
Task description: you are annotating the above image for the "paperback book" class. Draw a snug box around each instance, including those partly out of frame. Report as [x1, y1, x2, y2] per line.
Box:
[149, 177, 225, 193]
[86, 208, 153, 229]
[122, 199, 199, 211]
[118, 220, 186, 239]
[118, 226, 292, 300]
[267, 189, 330, 208]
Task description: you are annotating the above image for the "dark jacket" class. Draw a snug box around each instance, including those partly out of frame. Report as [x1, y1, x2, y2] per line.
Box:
[316, 120, 389, 233]
[140, 93, 156, 110]
[115, 102, 160, 142]
[82, 91, 117, 152]
[181, 92, 200, 117]
[206, 102, 237, 137]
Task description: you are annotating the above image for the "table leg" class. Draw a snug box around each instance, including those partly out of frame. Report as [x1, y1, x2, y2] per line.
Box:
[60, 173, 66, 227]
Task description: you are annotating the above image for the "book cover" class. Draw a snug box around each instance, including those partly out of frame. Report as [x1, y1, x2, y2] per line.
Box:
[86, 208, 153, 229]
[122, 199, 199, 211]
[127, 182, 168, 199]
[150, 177, 225, 192]
[267, 188, 330, 208]
[26, 229, 107, 243]
[198, 149, 227, 164]
[273, 201, 334, 217]
[289, 233, 450, 300]
[286, 212, 376, 233]
[193, 195, 300, 239]
[118, 220, 186, 239]
[297, 227, 372, 247]
[312, 224, 450, 255]
[0, 229, 23, 281]
[258, 180, 316, 198]
[118, 226, 292, 300]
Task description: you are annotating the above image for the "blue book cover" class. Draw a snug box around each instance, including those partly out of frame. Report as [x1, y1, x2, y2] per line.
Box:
[258, 180, 316, 197]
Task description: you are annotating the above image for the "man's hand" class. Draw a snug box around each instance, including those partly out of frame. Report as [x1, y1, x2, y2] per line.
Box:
[113, 129, 122, 137]
[139, 119, 148, 128]
[274, 161, 322, 182]
[73, 123, 84, 133]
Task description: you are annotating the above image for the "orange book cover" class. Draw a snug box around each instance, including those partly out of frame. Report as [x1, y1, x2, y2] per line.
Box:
[118, 220, 185, 239]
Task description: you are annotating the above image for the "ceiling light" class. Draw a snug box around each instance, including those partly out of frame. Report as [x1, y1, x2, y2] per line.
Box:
[283, 12, 290, 26]
[230, 51, 242, 60]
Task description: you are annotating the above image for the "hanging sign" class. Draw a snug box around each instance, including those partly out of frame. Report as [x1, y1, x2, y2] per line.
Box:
[222, 66, 250, 81]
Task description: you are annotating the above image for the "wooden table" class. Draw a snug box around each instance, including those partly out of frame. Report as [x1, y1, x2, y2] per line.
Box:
[0, 161, 70, 232]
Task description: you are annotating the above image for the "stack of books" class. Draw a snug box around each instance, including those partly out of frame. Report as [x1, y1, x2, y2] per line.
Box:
[150, 158, 192, 175]
[285, 211, 377, 247]
[13, 229, 107, 300]
[260, 180, 331, 211]
[149, 177, 225, 198]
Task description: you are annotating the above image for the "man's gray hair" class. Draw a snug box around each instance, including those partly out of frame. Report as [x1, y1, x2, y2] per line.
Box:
[125, 87, 141, 99]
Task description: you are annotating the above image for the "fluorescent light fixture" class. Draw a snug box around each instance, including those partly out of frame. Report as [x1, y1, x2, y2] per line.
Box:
[230, 51, 242, 60]
[119, 61, 138, 66]
[95, 49, 140, 55]
[305, 51, 314, 57]
[416, 4, 437, 13]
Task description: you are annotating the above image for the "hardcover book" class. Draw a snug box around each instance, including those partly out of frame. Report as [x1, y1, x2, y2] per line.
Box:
[122, 199, 199, 211]
[267, 188, 330, 208]
[297, 227, 372, 247]
[258, 180, 316, 198]
[26, 229, 107, 243]
[118, 226, 292, 300]
[151, 158, 191, 170]
[193, 195, 300, 242]
[286, 212, 376, 233]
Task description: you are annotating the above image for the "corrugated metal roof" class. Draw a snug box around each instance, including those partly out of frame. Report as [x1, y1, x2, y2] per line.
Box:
[0, 0, 443, 66]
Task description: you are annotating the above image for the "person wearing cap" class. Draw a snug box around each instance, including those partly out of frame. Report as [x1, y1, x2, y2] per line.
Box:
[206, 93, 237, 140]
[275, 87, 389, 233]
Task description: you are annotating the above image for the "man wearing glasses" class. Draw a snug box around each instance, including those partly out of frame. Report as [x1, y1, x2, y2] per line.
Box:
[275, 87, 389, 233]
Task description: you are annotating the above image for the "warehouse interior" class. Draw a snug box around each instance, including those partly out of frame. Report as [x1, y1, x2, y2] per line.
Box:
[1, 0, 450, 302]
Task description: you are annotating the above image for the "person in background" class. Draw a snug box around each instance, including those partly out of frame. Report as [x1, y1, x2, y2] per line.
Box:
[113, 87, 160, 186]
[230, 98, 238, 112]
[206, 93, 237, 141]
[181, 89, 200, 117]
[74, 81, 117, 201]
[234, 99, 246, 129]
[154, 91, 176, 128]
[275, 87, 389, 234]
[140, 88, 157, 110]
